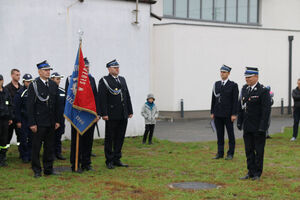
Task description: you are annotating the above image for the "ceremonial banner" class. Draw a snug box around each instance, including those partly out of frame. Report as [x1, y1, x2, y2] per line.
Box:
[64, 43, 97, 135]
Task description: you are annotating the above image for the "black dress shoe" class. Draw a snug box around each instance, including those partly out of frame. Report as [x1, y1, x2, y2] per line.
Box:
[44, 171, 60, 176]
[0, 161, 8, 167]
[213, 154, 224, 159]
[251, 176, 260, 181]
[106, 162, 115, 169]
[72, 168, 83, 173]
[225, 155, 233, 160]
[239, 174, 252, 180]
[91, 153, 96, 157]
[34, 172, 42, 178]
[82, 165, 95, 171]
[56, 154, 66, 160]
[113, 161, 129, 167]
[22, 158, 30, 163]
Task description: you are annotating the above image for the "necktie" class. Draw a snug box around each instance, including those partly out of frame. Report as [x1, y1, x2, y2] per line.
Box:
[115, 78, 121, 85]
[247, 86, 251, 94]
[45, 81, 48, 87]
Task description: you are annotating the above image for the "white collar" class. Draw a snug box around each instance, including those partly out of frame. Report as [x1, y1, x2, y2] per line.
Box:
[248, 82, 258, 90]
[111, 75, 119, 79]
[251, 82, 258, 90]
[39, 77, 48, 85]
[221, 79, 229, 85]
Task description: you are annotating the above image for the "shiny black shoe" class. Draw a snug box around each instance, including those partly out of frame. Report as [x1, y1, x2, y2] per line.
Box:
[82, 165, 95, 171]
[44, 171, 60, 176]
[251, 176, 260, 181]
[56, 154, 66, 160]
[106, 162, 115, 169]
[22, 158, 30, 163]
[239, 174, 252, 180]
[0, 161, 8, 167]
[213, 154, 224, 159]
[34, 172, 42, 178]
[71, 168, 83, 173]
[225, 155, 233, 160]
[91, 153, 96, 157]
[113, 161, 129, 167]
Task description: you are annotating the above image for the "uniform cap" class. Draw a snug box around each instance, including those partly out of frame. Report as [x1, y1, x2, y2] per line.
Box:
[37, 60, 53, 70]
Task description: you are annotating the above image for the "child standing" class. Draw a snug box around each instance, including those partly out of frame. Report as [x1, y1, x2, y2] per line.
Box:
[141, 94, 158, 144]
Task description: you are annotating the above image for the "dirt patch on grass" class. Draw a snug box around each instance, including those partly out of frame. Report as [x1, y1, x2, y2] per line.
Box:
[93, 180, 164, 200]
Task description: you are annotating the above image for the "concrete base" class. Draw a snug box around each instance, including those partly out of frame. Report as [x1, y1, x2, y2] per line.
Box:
[169, 182, 219, 190]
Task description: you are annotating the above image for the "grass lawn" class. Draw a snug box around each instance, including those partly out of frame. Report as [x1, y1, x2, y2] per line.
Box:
[0, 128, 299, 200]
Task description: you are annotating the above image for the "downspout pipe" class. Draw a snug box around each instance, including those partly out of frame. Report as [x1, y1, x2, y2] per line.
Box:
[288, 35, 294, 114]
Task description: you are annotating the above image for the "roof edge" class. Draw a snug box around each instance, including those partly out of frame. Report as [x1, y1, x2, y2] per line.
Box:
[119, 0, 156, 4]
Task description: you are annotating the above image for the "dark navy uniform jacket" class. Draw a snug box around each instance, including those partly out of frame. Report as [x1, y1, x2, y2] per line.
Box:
[14, 86, 29, 123]
[211, 80, 239, 118]
[0, 87, 13, 120]
[27, 78, 60, 127]
[97, 74, 133, 120]
[237, 82, 271, 132]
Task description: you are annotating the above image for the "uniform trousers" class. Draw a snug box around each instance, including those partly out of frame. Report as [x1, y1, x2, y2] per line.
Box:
[70, 125, 95, 169]
[214, 116, 235, 156]
[104, 119, 128, 164]
[31, 126, 55, 174]
[243, 131, 266, 177]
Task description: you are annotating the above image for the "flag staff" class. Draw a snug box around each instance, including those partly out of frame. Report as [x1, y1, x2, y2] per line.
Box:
[75, 29, 84, 172]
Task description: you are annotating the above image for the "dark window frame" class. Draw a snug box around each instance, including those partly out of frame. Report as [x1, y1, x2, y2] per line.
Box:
[163, 0, 260, 25]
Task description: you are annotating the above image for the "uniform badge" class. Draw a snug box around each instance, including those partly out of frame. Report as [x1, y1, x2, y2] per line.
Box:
[114, 88, 119, 95]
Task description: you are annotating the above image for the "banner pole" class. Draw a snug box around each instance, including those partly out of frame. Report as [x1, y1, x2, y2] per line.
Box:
[75, 131, 80, 172]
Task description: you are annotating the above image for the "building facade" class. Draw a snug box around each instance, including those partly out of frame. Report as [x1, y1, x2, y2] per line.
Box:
[0, 0, 155, 140]
[150, 0, 300, 119]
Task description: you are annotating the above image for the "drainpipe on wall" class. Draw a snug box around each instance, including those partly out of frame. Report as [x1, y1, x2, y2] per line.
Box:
[132, 0, 139, 24]
[288, 35, 294, 115]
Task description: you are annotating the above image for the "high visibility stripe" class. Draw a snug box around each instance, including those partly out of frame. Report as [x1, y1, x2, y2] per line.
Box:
[0, 144, 10, 149]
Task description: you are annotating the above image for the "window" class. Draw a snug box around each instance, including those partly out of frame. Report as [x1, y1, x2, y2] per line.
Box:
[226, 0, 236, 22]
[215, 0, 225, 21]
[202, 0, 213, 20]
[237, 0, 248, 23]
[189, 0, 201, 19]
[249, 0, 258, 23]
[163, 0, 173, 16]
[175, 0, 188, 18]
[163, 0, 260, 25]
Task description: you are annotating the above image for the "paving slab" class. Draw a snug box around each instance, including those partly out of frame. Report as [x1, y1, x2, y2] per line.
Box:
[155, 117, 293, 142]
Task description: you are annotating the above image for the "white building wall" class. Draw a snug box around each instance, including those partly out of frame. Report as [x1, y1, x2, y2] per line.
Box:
[261, 0, 300, 30]
[0, 0, 152, 141]
[151, 0, 300, 112]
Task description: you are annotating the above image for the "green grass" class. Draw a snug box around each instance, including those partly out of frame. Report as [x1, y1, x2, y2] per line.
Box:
[0, 128, 299, 200]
